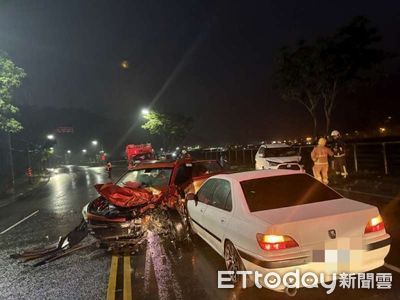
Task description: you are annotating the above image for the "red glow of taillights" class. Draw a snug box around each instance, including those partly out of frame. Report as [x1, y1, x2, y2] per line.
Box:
[256, 233, 299, 251]
[364, 215, 385, 234]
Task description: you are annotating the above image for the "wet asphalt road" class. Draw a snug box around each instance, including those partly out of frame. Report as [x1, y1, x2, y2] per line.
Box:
[0, 165, 399, 300]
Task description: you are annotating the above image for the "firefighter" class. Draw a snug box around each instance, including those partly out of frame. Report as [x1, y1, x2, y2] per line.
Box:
[311, 137, 333, 184]
[331, 130, 348, 179]
[106, 161, 112, 179]
[219, 153, 228, 168]
[128, 160, 135, 170]
[179, 149, 191, 159]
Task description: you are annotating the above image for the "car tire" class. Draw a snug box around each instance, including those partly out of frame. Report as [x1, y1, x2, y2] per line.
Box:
[185, 209, 201, 245]
[167, 209, 189, 245]
[224, 240, 253, 287]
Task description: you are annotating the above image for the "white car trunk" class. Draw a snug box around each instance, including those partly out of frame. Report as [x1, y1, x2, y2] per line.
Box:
[252, 198, 378, 248]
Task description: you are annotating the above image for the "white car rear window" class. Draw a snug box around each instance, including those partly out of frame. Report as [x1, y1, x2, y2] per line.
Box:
[241, 174, 340, 212]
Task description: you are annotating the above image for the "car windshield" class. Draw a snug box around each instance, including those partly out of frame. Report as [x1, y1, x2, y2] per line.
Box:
[116, 168, 173, 189]
[241, 174, 341, 212]
[192, 161, 223, 177]
[265, 147, 298, 157]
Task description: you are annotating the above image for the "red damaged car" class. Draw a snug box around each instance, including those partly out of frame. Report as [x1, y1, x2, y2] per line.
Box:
[11, 159, 224, 265]
[82, 158, 224, 251]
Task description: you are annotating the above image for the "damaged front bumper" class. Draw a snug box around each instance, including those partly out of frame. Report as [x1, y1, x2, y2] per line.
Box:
[13, 185, 189, 265]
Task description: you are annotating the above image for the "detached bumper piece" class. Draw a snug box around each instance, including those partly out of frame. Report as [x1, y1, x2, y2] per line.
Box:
[11, 219, 93, 267]
[12, 184, 189, 265]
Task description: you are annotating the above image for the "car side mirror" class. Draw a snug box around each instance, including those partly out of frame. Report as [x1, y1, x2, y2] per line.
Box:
[186, 193, 198, 206]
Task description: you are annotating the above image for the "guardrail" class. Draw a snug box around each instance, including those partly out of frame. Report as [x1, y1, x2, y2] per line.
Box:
[194, 141, 400, 176]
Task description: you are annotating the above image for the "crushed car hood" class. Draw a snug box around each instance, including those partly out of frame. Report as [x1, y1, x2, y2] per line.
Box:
[265, 156, 301, 164]
[94, 183, 163, 208]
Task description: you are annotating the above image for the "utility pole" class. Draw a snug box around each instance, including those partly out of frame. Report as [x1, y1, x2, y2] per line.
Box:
[27, 144, 32, 184]
[8, 133, 15, 187]
[27, 144, 32, 168]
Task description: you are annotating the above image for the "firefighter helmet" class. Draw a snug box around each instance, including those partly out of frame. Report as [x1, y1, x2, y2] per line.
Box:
[331, 130, 340, 137]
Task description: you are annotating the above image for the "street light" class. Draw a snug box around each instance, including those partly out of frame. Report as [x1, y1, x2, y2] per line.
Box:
[141, 108, 150, 116]
[120, 60, 129, 69]
[82, 149, 87, 153]
[47, 134, 55, 140]
[67, 150, 71, 154]
[92, 140, 98, 146]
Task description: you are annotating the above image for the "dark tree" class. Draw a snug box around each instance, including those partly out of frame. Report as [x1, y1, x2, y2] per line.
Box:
[142, 110, 193, 149]
[317, 16, 386, 134]
[276, 43, 322, 137]
[275, 16, 386, 136]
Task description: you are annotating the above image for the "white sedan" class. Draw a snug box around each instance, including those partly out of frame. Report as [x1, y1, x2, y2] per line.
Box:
[255, 144, 302, 171]
[186, 170, 391, 294]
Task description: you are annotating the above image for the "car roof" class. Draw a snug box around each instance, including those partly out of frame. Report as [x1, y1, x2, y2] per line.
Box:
[211, 169, 303, 182]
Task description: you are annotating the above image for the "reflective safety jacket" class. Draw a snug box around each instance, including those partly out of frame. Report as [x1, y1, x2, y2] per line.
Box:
[311, 146, 333, 165]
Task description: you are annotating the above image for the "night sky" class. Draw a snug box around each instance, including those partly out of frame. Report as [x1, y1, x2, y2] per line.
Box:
[1, 0, 400, 144]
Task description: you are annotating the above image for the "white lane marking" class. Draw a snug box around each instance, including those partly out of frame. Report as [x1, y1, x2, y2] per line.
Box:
[384, 263, 400, 274]
[0, 210, 39, 235]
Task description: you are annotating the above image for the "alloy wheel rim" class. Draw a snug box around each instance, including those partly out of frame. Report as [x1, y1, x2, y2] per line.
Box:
[225, 243, 240, 283]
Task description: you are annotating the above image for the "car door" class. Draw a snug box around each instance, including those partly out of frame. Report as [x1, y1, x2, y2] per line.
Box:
[187, 179, 217, 240]
[174, 163, 193, 196]
[201, 179, 233, 254]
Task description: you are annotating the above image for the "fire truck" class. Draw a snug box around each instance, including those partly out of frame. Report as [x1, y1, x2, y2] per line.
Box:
[125, 144, 155, 163]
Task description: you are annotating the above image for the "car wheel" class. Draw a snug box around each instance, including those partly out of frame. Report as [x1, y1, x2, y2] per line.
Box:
[167, 209, 189, 244]
[224, 241, 246, 285]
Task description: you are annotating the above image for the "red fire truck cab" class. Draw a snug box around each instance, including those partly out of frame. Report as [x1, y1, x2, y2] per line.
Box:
[125, 144, 155, 162]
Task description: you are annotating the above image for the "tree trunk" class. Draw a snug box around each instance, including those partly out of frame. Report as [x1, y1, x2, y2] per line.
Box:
[324, 96, 334, 136]
[302, 91, 320, 139]
[325, 112, 331, 137]
[312, 114, 318, 138]
[323, 81, 337, 136]
[161, 133, 167, 150]
[305, 106, 318, 138]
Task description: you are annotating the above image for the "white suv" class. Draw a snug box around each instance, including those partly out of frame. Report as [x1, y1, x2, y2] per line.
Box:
[255, 144, 303, 171]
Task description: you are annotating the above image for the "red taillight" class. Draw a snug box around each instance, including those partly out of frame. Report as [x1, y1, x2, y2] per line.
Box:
[256, 233, 299, 251]
[364, 215, 385, 234]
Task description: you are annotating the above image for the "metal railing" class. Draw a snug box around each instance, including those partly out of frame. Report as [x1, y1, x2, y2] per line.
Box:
[194, 141, 400, 176]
